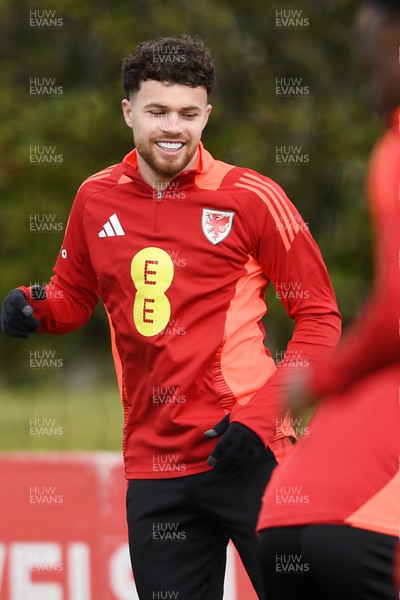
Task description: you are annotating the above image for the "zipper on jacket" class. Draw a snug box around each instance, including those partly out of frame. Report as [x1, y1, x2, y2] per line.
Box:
[154, 190, 163, 232]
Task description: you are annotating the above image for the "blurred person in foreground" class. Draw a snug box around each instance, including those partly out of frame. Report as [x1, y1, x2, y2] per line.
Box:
[1, 36, 341, 599]
[258, 1, 400, 598]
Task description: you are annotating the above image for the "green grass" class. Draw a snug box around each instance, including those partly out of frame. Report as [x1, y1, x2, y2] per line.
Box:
[0, 383, 123, 451]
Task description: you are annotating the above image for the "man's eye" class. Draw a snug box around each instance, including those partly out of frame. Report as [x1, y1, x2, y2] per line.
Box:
[150, 111, 165, 116]
[183, 114, 196, 119]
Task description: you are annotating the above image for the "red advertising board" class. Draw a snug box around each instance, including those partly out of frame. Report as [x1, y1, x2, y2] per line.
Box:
[0, 453, 257, 599]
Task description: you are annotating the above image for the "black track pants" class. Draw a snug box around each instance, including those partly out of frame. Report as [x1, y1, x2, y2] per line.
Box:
[126, 448, 277, 600]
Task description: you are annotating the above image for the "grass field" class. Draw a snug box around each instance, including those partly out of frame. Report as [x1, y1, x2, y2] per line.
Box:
[0, 383, 123, 451]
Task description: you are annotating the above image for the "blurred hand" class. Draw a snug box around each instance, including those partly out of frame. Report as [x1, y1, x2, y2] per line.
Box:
[286, 373, 320, 422]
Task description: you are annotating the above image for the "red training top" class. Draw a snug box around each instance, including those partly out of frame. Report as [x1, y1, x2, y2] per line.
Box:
[21, 143, 341, 479]
[258, 108, 400, 536]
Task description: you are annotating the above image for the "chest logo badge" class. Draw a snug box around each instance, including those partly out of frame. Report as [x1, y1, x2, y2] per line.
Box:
[98, 213, 125, 238]
[201, 209, 234, 245]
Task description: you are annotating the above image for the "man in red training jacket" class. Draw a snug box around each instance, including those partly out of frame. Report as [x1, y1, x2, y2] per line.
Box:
[258, 2, 400, 599]
[2, 35, 341, 599]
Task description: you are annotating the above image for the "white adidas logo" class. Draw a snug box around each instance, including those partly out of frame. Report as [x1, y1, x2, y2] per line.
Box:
[98, 213, 125, 238]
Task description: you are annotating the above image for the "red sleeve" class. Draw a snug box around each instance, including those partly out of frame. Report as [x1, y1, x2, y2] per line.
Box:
[229, 173, 342, 445]
[20, 188, 98, 334]
[309, 126, 400, 396]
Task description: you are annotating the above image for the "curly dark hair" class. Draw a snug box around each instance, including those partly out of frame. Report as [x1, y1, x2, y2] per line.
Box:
[122, 35, 216, 99]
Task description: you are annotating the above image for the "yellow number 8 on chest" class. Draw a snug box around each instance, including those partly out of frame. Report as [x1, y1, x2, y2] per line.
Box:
[131, 247, 174, 337]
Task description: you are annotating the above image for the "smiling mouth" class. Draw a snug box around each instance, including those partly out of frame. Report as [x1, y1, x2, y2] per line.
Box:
[156, 142, 184, 152]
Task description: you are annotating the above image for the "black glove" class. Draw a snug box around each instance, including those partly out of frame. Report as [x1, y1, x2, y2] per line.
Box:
[204, 414, 265, 476]
[1, 287, 44, 338]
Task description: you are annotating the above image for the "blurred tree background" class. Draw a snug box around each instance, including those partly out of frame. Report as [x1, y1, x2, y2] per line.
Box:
[0, 0, 378, 448]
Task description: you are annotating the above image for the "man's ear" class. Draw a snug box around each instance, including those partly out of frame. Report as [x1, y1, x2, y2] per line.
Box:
[202, 104, 212, 131]
[122, 98, 133, 128]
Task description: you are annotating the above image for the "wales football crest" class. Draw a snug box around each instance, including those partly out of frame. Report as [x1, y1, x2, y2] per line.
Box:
[201, 209, 234, 245]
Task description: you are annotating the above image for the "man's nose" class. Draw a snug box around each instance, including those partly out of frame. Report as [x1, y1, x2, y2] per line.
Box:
[159, 113, 184, 134]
